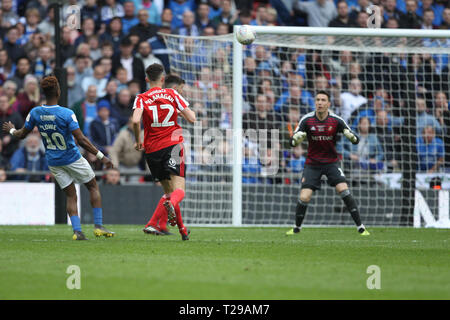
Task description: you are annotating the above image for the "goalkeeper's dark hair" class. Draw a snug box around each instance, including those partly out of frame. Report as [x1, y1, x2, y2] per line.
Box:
[146, 63, 165, 82]
[316, 90, 330, 101]
[164, 74, 185, 88]
[40, 75, 60, 100]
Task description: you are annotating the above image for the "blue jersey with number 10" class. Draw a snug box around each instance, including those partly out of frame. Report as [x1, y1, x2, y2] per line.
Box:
[24, 105, 82, 166]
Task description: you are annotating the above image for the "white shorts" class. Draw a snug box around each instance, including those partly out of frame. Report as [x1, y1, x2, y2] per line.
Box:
[49, 157, 96, 189]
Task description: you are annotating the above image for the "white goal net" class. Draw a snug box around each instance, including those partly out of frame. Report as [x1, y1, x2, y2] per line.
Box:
[163, 27, 450, 227]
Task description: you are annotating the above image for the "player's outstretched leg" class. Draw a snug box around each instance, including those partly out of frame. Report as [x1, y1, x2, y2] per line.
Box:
[85, 178, 115, 238]
[336, 184, 370, 236]
[64, 183, 88, 240]
[287, 188, 313, 235]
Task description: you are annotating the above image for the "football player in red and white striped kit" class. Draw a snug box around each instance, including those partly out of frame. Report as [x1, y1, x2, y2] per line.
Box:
[132, 64, 196, 240]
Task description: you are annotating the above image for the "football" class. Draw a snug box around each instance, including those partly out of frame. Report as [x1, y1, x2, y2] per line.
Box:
[236, 25, 256, 45]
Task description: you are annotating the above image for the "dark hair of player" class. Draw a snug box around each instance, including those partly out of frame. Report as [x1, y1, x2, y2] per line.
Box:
[146, 63, 164, 82]
[40, 76, 60, 100]
[316, 90, 330, 101]
[164, 74, 185, 88]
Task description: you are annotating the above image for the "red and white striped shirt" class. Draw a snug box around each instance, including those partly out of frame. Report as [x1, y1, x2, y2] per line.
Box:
[133, 87, 189, 153]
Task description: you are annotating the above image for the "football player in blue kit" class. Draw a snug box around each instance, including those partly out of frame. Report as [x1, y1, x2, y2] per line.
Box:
[3, 76, 115, 240]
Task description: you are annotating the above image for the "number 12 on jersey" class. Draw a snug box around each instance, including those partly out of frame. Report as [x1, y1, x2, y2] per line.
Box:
[148, 104, 175, 127]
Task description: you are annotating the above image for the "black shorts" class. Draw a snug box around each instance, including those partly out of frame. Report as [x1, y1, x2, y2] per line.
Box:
[145, 143, 186, 182]
[301, 162, 347, 191]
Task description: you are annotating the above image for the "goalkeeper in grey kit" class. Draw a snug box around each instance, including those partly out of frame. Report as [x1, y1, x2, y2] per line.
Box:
[286, 91, 370, 236]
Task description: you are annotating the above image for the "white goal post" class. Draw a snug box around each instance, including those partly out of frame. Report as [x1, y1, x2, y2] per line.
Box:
[163, 26, 450, 227]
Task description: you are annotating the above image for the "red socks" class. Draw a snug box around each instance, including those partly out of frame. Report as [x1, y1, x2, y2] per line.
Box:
[145, 195, 168, 228]
[146, 190, 185, 231]
[170, 189, 185, 207]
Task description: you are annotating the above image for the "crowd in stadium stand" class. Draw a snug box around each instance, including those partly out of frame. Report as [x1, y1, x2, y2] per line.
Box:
[0, 0, 449, 184]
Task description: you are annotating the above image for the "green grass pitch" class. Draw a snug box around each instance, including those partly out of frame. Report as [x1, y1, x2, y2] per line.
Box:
[0, 225, 449, 300]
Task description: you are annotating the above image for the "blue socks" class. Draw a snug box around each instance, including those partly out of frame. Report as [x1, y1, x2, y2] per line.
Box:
[70, 215, 82, 232]
[93, 208, 103, 226]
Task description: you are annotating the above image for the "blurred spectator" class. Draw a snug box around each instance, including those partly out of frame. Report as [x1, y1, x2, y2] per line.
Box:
[212, 0, 236, 28]
[130, 9, 158, 41]
[98, 56, 113, 80]
[0, 94, 23, 160]
[10, 133, 48, 182]
[0, 167, 6, 182]
[161, 8, 174, 26]
[339, 78, 368, 122]
[399, 0, 421, 29]
[73, 55, 94, 85]
[60, 26, 76, 65]
[295, 0, 337, 27]
[421, 8, 436, 29]
[88, 35, 102, 62]
[355, 10, 369, 28]
[99, 17, 125, 55]
[208, 0, 222, 20]
[169, 0, 196, 30]
[416, 0, 444, 27]
[4, 27, 26, 63]
[89, 101, 120, 156]
[329, 0, 355, 27]
[348, 0, 370, 23]
[122, 1, 139, 34]
[416, 97, 442, 135]
[12, 75, 40, 120]
[135, 0, 161, 26]
[434, 91, 450, 167]
[82, 64, 108, 97]
[37, 6, 55, 39]
[112, 37, 146, 91]
[81, 0, 101, 28]
[385, 17, 400, 29]
[285, 145, 306, 173]
[234, 9, 253, 26]
[416, 126, 444, 173]
[242, 143, 262, 184]
[219, 95, 232, 129]
[23, 8, 41, 42]
[101, 0, 125, 24]
[175, 10, 200, 36]
[243, 94, 278, 132]
[110, 88, 133, 127]
[1, 0, 19, 28]
[338, 117, 384, 171]
[74, 18, 96, 48]
[71, 84, 98, 135]
[109, 117, 144, 181]
[67, 66, 84, 108]
[0, 55, 7, 82]
[136, 41, 163, 70]
[440, 7, 450, 30]
[148, 23, 172, 73]
[33, 43, 53, 79]
[103, 168, 121, 185]
[383, 0, 405, 23]
[275, 72, 314, 113]
[375, 110, 400, 171]
[2, 80, 17, 107]
[127, 79, 142, 98]
[251, 4, 269, 26]
[196, 3, 214, 31]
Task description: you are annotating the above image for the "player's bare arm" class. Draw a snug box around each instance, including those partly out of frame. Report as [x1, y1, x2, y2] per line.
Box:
[180, 107, 196, 123]
[2, 121, 32, 140]
[131, 107, 144, 151]
[72, 128, 113, 169]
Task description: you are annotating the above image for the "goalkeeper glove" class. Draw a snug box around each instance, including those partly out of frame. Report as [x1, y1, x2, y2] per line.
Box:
[291, 131, 306, 147]
[343, 129, 358, 143]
